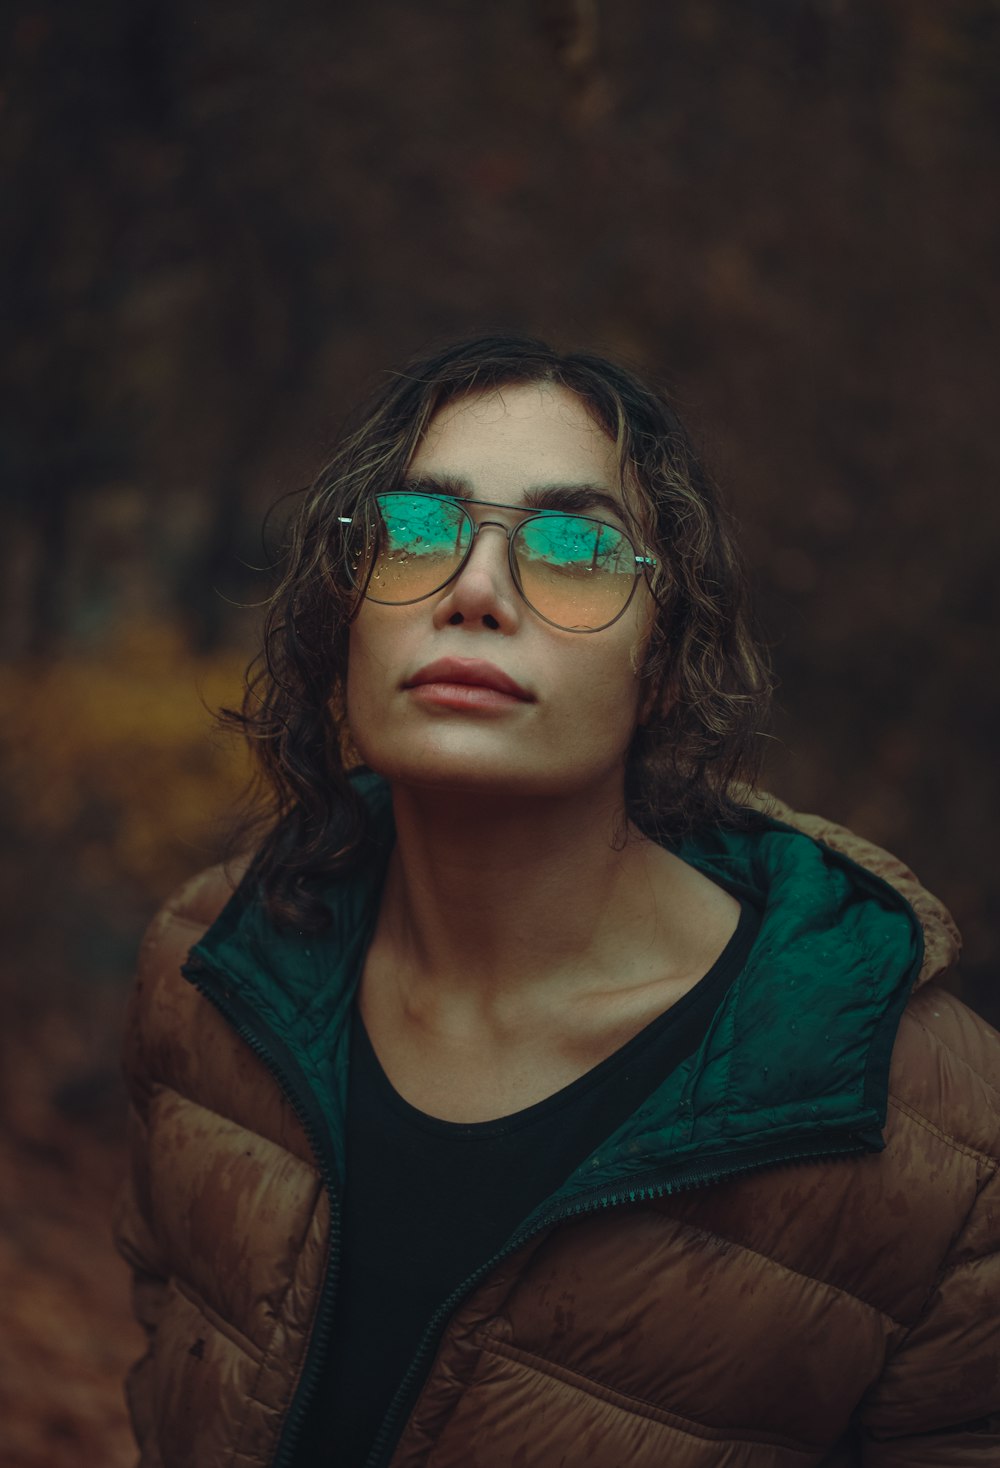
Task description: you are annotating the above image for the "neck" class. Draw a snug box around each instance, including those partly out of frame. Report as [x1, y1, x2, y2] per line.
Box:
[369, 776, 701, 1025]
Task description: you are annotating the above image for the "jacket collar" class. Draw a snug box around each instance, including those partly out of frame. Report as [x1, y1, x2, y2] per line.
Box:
[190, 772, 946, 1202]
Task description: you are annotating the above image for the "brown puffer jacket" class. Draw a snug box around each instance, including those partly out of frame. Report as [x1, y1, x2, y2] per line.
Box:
[113, 787, 1000, 1467]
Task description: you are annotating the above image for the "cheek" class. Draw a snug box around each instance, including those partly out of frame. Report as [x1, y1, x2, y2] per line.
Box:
[344, 622, 363, 711]
[568, 634, 647, 748]
[345, 615, 390, 733]
[624, 599, 657, 715]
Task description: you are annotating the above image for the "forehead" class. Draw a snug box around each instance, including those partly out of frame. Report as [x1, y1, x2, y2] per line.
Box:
[408, 384, 621, 498]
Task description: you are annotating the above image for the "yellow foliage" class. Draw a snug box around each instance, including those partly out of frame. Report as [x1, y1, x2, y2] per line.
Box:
[0, 622, 255, 901]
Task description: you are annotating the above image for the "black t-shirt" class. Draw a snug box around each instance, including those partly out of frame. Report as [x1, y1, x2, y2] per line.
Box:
[307, 898, 761, 1467]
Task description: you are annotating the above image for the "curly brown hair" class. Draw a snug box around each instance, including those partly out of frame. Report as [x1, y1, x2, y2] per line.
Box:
[222, 334, 773, 931]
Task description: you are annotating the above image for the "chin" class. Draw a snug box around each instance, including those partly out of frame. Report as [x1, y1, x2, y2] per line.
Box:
[360, 742, 621, 805]
[370, 753, 550, 796]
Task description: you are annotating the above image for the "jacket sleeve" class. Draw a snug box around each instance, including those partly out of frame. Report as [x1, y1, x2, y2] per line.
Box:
[111, 891, 184, 1468]
[111, 878, 211, 1466]
[112, 1097, 170, 1468]
[856, 1157, 1000, 1465]
[111, 860, 248, 1464]
[110, 857, 243, 1462]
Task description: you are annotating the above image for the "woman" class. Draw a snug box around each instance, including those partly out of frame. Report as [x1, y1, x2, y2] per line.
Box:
[115, 335, 1000, 1467]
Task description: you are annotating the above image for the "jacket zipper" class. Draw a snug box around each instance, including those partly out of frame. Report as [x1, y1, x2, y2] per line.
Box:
[183, 952, 875, 1468]
[360, 1133, 871, 1468]
[181, 954, 345, 1468]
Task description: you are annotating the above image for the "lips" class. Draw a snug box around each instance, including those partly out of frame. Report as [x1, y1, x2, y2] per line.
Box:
[403, 658, 534, 701]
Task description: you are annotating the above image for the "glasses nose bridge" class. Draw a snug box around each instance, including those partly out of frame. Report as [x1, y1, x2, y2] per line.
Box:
[471, 515, 517, 548]
[455, 513, 522, 604]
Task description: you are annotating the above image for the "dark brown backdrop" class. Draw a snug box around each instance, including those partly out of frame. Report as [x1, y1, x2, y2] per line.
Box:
[1, 2, 997, 1462]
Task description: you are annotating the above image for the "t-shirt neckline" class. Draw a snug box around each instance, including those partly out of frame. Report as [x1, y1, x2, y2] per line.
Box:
[352, 895, 759, 1139]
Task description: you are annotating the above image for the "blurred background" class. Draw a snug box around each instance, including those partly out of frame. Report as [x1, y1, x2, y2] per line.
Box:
[1, 0, 997, 1462]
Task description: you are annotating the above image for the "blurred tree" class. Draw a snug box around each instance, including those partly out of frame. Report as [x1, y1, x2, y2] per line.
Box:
[0, 0, 996, 978]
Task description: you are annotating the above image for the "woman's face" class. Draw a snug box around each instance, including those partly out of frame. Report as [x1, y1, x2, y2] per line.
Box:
[346, 382, 655, 800]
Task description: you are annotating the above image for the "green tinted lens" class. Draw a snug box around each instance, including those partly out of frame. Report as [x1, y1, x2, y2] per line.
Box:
[365, 493, 471, 602]
[514, 514, 637, 630]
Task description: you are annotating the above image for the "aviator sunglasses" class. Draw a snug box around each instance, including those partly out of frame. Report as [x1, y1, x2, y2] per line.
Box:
[339, 491, 658, 633]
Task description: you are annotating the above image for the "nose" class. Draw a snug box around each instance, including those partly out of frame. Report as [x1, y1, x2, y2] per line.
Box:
[431, 520, 521, 632]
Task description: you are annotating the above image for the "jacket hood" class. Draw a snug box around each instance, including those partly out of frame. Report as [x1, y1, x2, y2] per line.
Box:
[186, 773, 960, 1211]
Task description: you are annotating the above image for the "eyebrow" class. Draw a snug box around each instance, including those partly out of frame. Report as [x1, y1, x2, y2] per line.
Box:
[399, 472, 628, 523]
